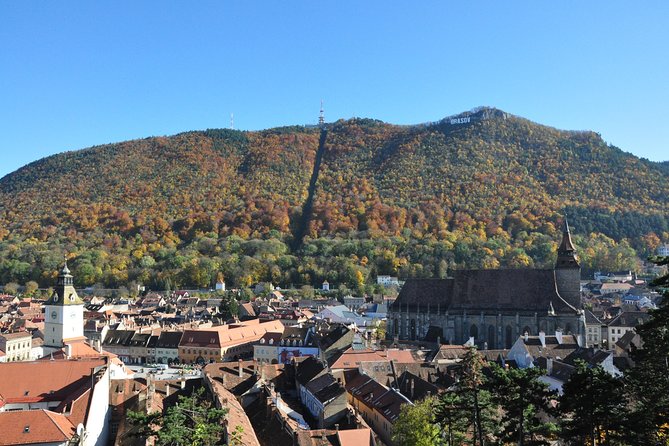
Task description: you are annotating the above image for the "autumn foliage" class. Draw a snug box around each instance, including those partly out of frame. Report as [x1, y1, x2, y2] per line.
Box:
[0, 109, 666, 290]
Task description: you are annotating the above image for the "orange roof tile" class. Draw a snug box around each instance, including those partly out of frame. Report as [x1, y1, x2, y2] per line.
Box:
[0, 409, 76, 445]
[0, 359, 105, 406]
[330, 347, 414, 370]
[337, 428, 373, 446]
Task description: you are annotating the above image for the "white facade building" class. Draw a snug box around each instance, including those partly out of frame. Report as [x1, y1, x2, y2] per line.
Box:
[44, 263, 85, 348]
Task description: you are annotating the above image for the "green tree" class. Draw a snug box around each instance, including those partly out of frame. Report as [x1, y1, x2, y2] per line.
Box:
[559, 362, 624, 445]
[24, 280, 39, 296]
[622, 255, 669, 445]
[128, 386, 227, 446]
[488, 364, 558, 445]
[392, 396, 442, 446]
[456, 346, 498, 446]
[435, 391, 469, 446]
[3, 282, 19, 295]
[219, 292, 240, 319]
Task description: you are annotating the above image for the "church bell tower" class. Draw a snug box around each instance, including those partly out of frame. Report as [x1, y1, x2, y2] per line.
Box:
[555, 218, 581, 309]
[44, 262, 85, 348]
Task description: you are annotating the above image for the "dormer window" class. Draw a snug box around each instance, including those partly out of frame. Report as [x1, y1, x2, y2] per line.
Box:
[260, 338, 265, 344]
[269, 339, 274, 345]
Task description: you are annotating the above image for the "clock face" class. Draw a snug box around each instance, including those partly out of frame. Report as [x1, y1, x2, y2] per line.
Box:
[51, 311, 57, 320]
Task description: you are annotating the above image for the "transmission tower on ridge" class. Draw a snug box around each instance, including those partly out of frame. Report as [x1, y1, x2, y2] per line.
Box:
[230, 113, 234, 130]
[318, 100, 325, 127]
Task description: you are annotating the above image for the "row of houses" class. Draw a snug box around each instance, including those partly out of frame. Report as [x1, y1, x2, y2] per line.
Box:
[102, 319, 284, 364]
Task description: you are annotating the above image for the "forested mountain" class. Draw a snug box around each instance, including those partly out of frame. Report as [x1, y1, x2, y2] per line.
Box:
[1, 107, 667, 292]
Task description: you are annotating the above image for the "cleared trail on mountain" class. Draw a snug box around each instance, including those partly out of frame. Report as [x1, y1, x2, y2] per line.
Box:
[291, 128, 327, 251]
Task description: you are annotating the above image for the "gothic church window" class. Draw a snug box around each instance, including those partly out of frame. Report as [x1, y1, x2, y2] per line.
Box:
[505, 325, 513, 349]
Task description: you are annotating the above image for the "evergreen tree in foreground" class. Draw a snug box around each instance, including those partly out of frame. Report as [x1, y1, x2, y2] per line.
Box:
[434, 346, 498, 445]
[488, 364, 559, 445]
[559, 361, 625, 445]
[623, 255, 669, 445]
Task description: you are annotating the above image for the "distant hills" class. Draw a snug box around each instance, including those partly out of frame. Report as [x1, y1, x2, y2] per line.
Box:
[1, 107, 667, 291]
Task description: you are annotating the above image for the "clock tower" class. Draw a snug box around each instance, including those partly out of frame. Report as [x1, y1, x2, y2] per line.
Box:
[44, 262, 85, 348]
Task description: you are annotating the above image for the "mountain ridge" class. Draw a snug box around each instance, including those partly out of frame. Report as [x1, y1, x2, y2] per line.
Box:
[0, 108, 667, 290]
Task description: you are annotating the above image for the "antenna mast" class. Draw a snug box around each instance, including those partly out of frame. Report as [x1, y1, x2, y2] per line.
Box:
[230, 113, 234, 130]
[318, 100, 325, 126]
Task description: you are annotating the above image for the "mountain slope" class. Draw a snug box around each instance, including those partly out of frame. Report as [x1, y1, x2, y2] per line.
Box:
[0, 108, 667, 289]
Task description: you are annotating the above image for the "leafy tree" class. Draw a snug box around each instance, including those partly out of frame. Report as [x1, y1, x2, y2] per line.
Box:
[3, 282, 19, 295]
[128, 386, 227, 446]
[488, 364, 558, 445]
[228, 425, 244, 446]
[392, 396, 442, 446]
[218, 292, 240, 319]
[559, 361, 625, 445]
[622, 255, 669, 445]
[24, 280, 39, 296]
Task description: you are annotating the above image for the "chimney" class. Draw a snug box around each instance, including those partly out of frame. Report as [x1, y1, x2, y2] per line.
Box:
[180, 379, 186, 390]
[165, 383, 170, 397]
[65, 343, 72, 359]
[576, 334, 583, 347]
[555, 329, 563, 345]
[538, 331, 546, 348]
[335, 424, 339, 432]
[238, 359, 243, 378]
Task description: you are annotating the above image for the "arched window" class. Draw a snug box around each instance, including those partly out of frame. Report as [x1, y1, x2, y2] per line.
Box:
[522, 326, 532, 336]
[505, 325, 513, 349]
[469, 324, 478, 340]
[565, 323, 573, 334]
[488, 325, 496, 349]
[410, 319, 416, 341]
[393, 319, 399, 335]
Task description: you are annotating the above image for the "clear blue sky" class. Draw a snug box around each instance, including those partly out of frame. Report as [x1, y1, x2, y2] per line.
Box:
[1, 2, 667, 178]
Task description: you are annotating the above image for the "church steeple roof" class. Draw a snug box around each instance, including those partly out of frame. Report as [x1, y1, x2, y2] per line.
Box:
[558, 217, 576, 253]
[556, 217, 579, 268]
[45, 262, 83, 306]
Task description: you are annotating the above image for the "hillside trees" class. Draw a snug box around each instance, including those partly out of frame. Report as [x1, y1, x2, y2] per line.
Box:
[0, 114, 666, 288]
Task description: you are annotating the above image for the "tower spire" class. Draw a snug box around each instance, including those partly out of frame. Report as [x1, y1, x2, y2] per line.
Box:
[556, 216, 579, 268]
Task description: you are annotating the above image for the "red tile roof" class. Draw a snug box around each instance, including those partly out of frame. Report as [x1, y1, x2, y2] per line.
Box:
[330, 348, 415, 370]
[0, 358, 105, 407]
[0, 409, 76, 445]
[337, 428, 374, 446]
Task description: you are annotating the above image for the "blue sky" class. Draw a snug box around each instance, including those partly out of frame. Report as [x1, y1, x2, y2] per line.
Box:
[1, 2, 667, 178]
